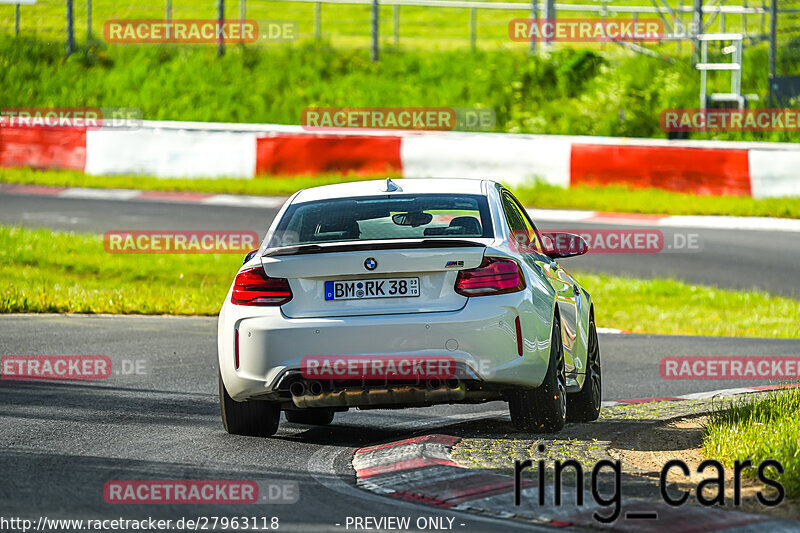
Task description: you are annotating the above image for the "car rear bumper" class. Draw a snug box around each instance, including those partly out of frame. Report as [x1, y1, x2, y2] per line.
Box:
[218, 292, 551, 403]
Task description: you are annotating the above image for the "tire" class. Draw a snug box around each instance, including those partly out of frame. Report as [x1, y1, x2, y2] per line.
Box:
[285, 408, 335, 426]
[567, 316, 602, 423]
[219, 370, 280, 437]
[509, 315, 567, 432]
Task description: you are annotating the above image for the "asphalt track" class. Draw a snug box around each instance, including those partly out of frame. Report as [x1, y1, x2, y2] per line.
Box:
[3, 314, 800, 531]
[1, 191, 799, 296]
[2, 190, 800, 531]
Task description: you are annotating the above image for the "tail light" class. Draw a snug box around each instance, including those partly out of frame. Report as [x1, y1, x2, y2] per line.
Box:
[455, 257, 526, 296]
[231, 267, 292, 306]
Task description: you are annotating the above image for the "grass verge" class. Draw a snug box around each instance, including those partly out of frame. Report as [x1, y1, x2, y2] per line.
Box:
[1, 225, 242, 315]
[4, 167, 800, 219]
[703, 386, 800, 498]
[0, 168, 377, 197]
[2, 224, 798, 337]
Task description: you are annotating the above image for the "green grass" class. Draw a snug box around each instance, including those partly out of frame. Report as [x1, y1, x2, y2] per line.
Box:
[0, 167, 380, 197]
[1, 33, 795, 141]
[5, 167, 800, 219]
[704, 387, 800, 497]
[1, 225, 242, 315]
[2, 224, 799, 337]
[580, 272, 800, 338]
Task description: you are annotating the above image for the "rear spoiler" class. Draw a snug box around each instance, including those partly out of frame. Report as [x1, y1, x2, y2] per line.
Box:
[264, 239, 487, 257]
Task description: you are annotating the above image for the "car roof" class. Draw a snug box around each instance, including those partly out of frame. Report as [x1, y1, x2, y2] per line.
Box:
[291, 178, 492, 204]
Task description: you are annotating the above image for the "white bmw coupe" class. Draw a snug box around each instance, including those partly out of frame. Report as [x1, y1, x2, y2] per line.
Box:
[218, 178, 601, 436]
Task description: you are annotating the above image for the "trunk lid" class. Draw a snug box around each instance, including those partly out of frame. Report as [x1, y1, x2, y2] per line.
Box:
[263, 239, 487, 318]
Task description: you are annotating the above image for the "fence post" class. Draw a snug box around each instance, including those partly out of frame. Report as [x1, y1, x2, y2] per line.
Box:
[544, 0, 555, 51]
[371, 0, 379, 61]
[469, 7, 476, 51]
[692, 0, 702, 63]
[393, 5, 399, 47]
[218, 0, 225, 57]
[742, 0, 748, 38]
[314, 2, 321, 40]
[15, 3, 20, 36]
[677, 0, 682, 55]
[166, 0, 172, 39]
[530, 0, 537, 53]
[240, 0, 245, 48]
[66, 0, 75, 56]
[87, 0, 92, 41]
[769, 0, 776, 80]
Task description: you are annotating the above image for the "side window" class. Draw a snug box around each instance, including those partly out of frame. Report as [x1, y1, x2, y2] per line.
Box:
[501, 191, 542, 253]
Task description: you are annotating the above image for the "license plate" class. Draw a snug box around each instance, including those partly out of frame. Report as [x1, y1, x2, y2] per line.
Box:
[325, 278, 420, 301]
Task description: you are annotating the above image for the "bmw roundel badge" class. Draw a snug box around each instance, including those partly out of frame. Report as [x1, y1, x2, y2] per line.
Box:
[364, 257, 378, 271]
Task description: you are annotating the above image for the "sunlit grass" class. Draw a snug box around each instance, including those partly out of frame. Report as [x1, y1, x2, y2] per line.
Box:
[2, 224, 798, 338]
[704, 386, 800, 497]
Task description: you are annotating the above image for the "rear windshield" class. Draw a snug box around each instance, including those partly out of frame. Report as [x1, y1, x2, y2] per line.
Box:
[268, 194, 493, 247]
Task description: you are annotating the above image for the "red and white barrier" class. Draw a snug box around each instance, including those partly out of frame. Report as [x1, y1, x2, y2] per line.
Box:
[2, 120, 798, 198]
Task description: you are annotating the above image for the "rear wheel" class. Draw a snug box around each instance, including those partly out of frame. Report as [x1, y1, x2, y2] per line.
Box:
[285, 408, 335, 426]
[219, 370, 280, 437]
[509, 315, 567, 432]
[567, 316, 602, 422]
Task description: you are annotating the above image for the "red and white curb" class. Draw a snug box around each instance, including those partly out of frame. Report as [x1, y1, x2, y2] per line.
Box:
[3, 120, 800, 198]
[3, 183, 800, 233]
[352, 386, 799, 532]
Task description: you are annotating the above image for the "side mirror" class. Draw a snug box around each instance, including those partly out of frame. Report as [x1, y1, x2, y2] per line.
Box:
[541, 232, 588, 259]
[243, 249, 259, 265]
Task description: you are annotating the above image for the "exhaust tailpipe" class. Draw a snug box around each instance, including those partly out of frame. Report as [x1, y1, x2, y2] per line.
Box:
[446, 377, 460, 389]
[426, 378, 442, 390]
[308, 381, 323, 396]
[289, 381, 306, 397]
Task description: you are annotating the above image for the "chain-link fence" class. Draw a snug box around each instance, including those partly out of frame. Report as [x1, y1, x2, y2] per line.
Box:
[0, 0, 775, 54]
[774, 0, 800, 74]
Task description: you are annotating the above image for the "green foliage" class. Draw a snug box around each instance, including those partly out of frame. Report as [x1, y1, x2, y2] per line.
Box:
[1, 35, 794, 141]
